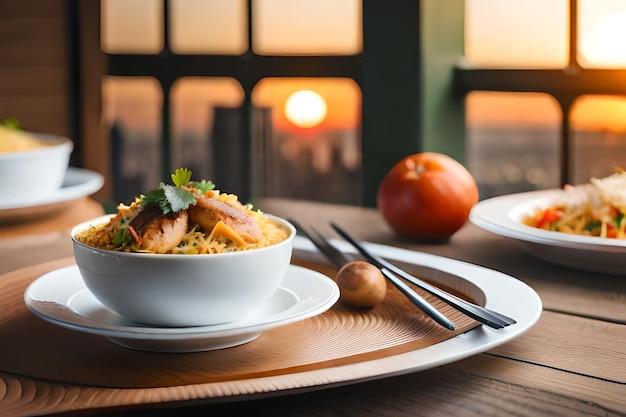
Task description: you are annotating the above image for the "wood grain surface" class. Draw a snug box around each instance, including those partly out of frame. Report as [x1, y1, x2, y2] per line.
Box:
[0, 197, 105, 275]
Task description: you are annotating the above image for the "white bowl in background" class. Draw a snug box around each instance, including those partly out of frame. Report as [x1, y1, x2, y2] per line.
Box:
[0, 133, 73, 205]
[71, 214, 296, 327]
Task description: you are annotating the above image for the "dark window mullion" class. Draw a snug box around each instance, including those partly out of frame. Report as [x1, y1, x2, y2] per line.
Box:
[160, 0, 171, 183]
[454, 68, 626, 96]
[568, 0, 579, 69]
[107, 55, 362, 81]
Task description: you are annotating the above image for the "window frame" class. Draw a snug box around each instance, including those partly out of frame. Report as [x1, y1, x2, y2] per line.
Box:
[74, 0, 461, 207]
[454, 0, 626, 187]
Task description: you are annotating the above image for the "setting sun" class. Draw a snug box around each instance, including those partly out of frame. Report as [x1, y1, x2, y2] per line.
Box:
[284, 90, 328, 128]
[580, 12, 626, 66]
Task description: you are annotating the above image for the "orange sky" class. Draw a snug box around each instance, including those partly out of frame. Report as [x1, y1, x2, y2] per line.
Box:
[466, 92, 561, 129]
[467, 92, 626, 133]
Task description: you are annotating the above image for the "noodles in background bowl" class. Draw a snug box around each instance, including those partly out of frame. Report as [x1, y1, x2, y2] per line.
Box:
[523, 171, 626, 239]
[0, 125, 53, 153]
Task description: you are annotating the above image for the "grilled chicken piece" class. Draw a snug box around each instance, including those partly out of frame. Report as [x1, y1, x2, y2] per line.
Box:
[188, 193, 262, 245]
[128, 204, 189, 253]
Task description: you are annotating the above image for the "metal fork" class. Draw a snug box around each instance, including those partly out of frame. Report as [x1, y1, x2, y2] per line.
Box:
[289, 219, 457, 331]
[330, 223, 517, 329]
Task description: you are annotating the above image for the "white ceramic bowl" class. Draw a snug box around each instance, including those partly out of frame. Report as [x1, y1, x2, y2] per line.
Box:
[71, 214, 296, 327]
[0, 133, 73, 205]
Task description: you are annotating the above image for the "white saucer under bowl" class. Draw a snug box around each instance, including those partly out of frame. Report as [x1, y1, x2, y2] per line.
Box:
[24, 264, 339, 353]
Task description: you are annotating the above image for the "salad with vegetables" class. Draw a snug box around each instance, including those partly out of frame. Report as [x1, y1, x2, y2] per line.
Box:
[523, 170, 626, 239]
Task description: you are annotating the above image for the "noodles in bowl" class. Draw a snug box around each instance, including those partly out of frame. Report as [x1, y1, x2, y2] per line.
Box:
[75, 193, 289, 254]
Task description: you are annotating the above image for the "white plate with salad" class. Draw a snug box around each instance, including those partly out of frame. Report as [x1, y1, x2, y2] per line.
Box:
[470, 173, 626, 275]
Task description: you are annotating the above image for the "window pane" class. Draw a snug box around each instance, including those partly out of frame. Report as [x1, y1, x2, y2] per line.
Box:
[101, 0, 163, 54]
[253, 0, 362, 55]
[169, 0, 248, 54]
[578, 0, 626, 68]
[465, 0, 568, 68]
[103, 77, 162, 203]
[571, 96, 626, 183]
[252, 78, 362, 204]
[170, 78, 245, 183]
[466, 92, 561, 198]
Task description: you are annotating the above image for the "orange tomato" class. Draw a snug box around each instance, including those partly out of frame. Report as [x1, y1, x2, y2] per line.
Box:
[377, 152, 479, 240]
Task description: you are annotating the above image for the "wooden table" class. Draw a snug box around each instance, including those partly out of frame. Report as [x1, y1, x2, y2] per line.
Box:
[0, 197, 105, 275]
[0, 198, 624, 416]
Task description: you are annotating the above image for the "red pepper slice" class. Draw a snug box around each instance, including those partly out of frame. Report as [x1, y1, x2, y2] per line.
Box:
[536, 208, 563, 229]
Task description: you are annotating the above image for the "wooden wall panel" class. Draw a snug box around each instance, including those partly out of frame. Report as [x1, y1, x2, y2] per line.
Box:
[0, 0, 71, 139]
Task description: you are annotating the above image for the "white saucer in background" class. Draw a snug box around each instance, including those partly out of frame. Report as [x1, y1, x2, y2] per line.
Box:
[0, 167, 104, 222]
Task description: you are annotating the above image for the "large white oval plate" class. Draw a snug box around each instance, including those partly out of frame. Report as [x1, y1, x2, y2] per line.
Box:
[24, 264, 340, 353]
[470, 189, 626, 275]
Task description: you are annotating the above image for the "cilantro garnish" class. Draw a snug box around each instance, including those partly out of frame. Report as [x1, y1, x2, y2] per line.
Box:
[140, 168, 215, 215]
[194, 179, 214, 193]
[171, 167, 192, 186]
